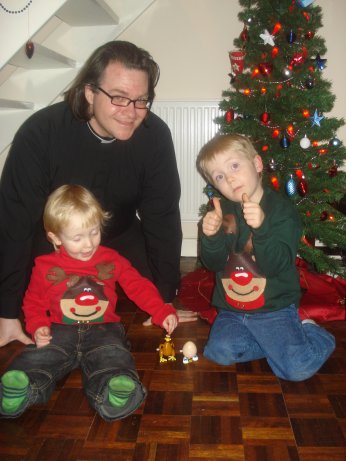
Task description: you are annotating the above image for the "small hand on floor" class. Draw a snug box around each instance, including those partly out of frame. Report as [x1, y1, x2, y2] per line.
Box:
[143, 309, 198, 327]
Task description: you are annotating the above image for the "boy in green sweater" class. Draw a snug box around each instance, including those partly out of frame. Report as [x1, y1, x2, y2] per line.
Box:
[197, 133, 335, 381]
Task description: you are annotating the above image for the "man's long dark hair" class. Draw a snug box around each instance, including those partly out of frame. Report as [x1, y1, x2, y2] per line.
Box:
[65, 41, 160, 120]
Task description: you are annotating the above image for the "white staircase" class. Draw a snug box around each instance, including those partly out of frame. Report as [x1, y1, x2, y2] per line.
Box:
[0, 0, 156, 168]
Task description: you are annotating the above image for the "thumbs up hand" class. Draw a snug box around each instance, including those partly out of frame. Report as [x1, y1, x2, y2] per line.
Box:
[202, 197, 223, 236]
[242, 193, 265, 229]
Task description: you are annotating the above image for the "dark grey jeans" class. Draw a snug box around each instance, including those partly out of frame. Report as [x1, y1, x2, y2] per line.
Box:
[0, 322, 147, 421]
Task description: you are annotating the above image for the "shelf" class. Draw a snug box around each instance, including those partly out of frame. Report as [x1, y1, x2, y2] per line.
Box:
[0, 98, 34, 109]
[9, 43, 76, 69]
[56, 0, 119, 26]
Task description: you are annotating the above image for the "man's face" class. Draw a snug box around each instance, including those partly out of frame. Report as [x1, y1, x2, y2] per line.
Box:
[85, 61, 150, 140]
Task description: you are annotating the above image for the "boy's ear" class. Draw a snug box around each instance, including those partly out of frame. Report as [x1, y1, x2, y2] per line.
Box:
[254, 154, 263, 173]
[47, 231, 61, 247]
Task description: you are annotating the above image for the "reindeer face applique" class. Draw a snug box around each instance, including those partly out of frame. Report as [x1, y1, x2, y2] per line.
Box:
[221, 212, 266, 311]
[47, 263, 114, 323]
[221, 252, 266, 310]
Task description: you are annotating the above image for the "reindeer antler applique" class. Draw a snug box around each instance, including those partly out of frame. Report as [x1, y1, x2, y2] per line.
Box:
[46, 266, 80, 287]
[96, 263, 115, 280]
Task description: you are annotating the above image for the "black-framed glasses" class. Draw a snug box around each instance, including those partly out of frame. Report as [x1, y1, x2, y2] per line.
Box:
[96, 86, 150, 109]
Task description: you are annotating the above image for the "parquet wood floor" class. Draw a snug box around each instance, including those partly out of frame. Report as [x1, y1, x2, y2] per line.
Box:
[0, 257, 345, 461]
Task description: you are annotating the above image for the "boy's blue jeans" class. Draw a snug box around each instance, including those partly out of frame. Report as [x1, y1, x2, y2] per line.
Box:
[204, 304, 336, 381]
[0, 323, 146, 421]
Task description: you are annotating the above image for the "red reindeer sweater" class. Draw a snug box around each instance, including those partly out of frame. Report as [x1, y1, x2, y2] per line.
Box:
[23, 246, 176, 335]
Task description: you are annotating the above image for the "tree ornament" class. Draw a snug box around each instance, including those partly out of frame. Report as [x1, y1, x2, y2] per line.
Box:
[302, 109, 310, 118]
[271, 47, 279, 59]
[229, 50, 246, 75]
[302, 11, 311, 21]
[206, 183, 215, 200]
[287, 29, 297, 44]
[319, 147, 328, 155]
[272, 129, 280, 138]
[320, 211, 329, 221]
[305, 76, 314, 89]
[328, 163, 338, 177]
[305, 30, 315, 40]
[313, 54, 327, 71]
[260, 111, 270, 124]
[25, 40, 34, 59]
[285, 175, 297, 196]
[267, 158, 277, 172]
[287, 124, 295, 137]
[329, 136, 341, 147]
[300, 135, 311, 149]
[280, 135, 290, 148]
[310, 109, 324, 127]
[283, 66, 292, 78]
[228, 73, 236, 84]
[297, 0, 315, 7]
[270, 175, 279, 190]
[258, 62, 273, 76]
[240, 25, 249, 42]
[272, 23, 282, 35]
[301, 235, 314, 248]
[290, 48, 308, 66]
[225, 109, 234, 124]
[298, 176, 308, 196]
[260, 29, 275, 46]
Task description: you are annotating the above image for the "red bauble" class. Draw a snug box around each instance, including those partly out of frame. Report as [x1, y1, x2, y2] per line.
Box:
[258, 62, 273, 76]
[25, 40, 34, 59]
[298, 177, 308, 196]
[328, 164, 338, 177]
[225, 109, 235, 124]
[240, 26, 249, 42]
[260, 111, 270, 124]
[290, 47, 307, 66]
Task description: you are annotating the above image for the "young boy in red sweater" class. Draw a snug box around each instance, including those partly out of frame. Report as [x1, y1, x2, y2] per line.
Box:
[0, 184, 178, 420]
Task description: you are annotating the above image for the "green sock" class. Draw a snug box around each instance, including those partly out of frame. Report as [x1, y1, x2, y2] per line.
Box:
[1, 370, 29, 414]
[108, 375, 135, 408]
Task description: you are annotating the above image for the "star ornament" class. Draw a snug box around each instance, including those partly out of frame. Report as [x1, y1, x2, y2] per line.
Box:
[313, 53, 327, 70]
[260, 29, 275, 46]
[310, 109, 324, 127]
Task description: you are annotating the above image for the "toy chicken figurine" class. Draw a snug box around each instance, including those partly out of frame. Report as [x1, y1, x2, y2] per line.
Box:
[158, 334, 176, 363]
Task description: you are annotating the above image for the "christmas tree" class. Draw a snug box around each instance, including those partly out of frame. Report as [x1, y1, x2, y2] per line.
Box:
[205, 0, 346, 277]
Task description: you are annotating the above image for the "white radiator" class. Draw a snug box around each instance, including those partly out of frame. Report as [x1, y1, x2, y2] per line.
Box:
[151, 100, 221, 255]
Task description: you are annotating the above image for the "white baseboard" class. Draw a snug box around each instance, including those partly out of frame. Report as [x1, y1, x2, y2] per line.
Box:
[182, 221, 198, 256]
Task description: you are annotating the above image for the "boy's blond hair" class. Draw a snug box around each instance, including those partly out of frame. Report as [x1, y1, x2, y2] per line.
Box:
[44, 184, 111, 239]
[196, 133, 259, 183]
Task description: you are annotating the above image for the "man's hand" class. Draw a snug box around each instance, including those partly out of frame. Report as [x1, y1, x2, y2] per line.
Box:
[0, 318, 33, 347]
[242, 193, 265, 229]
[202, 198, 223, 236]
[34, 326, 52, 348]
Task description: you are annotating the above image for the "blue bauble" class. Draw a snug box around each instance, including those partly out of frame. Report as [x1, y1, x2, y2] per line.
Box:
[280, 135, 290, 148]
[285, 176, 297, 196]
[329, 136, 341, 148]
